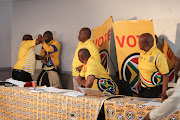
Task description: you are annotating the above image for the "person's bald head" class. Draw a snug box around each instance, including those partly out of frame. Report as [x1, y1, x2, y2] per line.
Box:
[78, 27, 91, 43]
[22, 34, 33, 41]
[138, 33, 154, 52]
[78, 48, 91, 64]
[175, 48, 180, 75]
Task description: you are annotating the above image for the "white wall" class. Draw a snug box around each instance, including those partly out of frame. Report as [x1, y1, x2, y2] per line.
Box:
[0, 2, 12, 68]
[11, 0, 180, 72]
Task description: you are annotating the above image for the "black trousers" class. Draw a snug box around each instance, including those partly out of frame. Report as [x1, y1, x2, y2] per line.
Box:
[12, 69, 33, 82]
[139, 85, 162, 98]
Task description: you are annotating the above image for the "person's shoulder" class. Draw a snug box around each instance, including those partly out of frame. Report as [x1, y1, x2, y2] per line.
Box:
[52, 40, 60, 46]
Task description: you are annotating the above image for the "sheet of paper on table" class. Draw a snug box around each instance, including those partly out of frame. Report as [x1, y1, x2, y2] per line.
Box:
[6, 78, 26, 87]
[62, 91, 85, 97]
[41, 87, 74, 93]
[30, 87, 75, 93]
[78, 87, 105, 97]
[143, 101, 162, 106]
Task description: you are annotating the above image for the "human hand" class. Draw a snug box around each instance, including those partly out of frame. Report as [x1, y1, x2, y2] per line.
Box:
[44, 54, 50, 58]
[159, 92, 168, 101]
[38, 34, 44, 43]
[41, 57, 47, 64]
[135, 82, 141, 94]
[77, 76, 85, 86]
[144, 113, 151, 120]
[76, 66, 83, 72]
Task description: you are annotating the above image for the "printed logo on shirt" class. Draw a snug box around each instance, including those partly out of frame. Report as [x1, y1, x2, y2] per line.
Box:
[100, 49, 109, 71]
[121, 53, 140, 93]
[97, 78, 116, 94]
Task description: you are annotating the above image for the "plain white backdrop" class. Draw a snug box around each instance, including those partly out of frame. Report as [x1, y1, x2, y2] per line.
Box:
[0, 0, 180, 72]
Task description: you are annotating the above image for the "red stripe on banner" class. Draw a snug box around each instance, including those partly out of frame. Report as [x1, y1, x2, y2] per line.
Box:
[130, 57, 139, 64]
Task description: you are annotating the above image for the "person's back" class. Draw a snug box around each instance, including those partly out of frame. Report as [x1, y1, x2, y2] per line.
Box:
[13, 34, 42, 82]
[78, 48, 119, 95]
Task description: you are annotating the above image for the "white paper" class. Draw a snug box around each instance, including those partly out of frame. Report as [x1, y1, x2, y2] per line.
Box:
[41, 87, 74, 93]
[6, 78, 26, 87]
[143, 101, 162, 106]
[62, 91, 85, 97]
[78, 87, 105, 97]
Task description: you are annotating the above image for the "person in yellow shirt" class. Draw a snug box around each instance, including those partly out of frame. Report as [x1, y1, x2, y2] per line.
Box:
[72, 27, 101, 90]
[77, 48, 119, 95]
[36, 31, 62, 88]
[12, 34, 42, 82]
[135, 33, 169, 101]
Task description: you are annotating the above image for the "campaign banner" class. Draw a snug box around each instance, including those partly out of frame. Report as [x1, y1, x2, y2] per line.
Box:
[160, 39, 177, 83]
[92, 16, 112, 72]
[113, 20, 155, 93]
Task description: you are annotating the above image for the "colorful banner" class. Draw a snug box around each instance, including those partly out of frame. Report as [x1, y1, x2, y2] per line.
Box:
[92, 17, 113, 72]
[113, 20, 155, 93]
[160, 39, 177, 83]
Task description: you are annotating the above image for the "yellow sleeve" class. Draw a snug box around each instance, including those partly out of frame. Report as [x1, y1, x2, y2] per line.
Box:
[90, 44, 101, 63]
[156, 54, 169, 75]
[42, 41, 60, 53]
[85, 64, 97, 78]
[21, 39, 36, 50]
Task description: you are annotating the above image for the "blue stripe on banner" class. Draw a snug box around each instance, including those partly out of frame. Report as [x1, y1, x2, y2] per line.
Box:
[42, 47, 44, 49]
[51, 45, 58, 52]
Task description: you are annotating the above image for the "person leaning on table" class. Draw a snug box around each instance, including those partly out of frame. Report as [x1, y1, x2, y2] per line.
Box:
[144, 48, 180, 120]
[12, 34, 42, 84]
[135, 33, 169, 101]
[77, 48, 119, 95]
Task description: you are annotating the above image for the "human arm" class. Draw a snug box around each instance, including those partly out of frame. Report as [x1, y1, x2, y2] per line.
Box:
[146, 93, 180, 120]
[42, 40, 59, 53]
[145, 80, 180, 120]
[35, 54, 47, 64]
[85, 75, 95, 88]
[156, 54, 169, 101]
[135, 75, 141, 94]
[159, 74, 168, 101]
[77, 75, 85, 86]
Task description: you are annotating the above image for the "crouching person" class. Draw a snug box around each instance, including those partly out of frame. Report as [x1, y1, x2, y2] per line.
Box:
[77, 48, 119, 95]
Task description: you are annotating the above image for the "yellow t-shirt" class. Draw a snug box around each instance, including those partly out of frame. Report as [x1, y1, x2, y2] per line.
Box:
[80, 57, 119, 95]
[138, 46, 169, 87]
[41, 39, 60, 69]
[14, 40, 36, 72]
[72, 39, 101, 76]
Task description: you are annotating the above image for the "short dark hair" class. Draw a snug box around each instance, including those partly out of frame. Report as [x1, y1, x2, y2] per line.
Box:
[81, 27, 91, 39]
[43, 31, 53, 40]
[22, 34, 33, 41]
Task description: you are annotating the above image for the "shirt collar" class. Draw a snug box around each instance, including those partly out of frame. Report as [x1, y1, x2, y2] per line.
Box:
[80, 39, 91, 45]
[142, 45, 156, 55]
[47, 38, 55, 45]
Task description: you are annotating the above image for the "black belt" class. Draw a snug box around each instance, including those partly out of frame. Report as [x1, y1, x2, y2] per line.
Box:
[13, 69, 26, 73]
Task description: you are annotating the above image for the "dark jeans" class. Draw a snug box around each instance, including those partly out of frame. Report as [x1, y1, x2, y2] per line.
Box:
[139, 85, 162, 98]
[12, 69, 33, 82]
